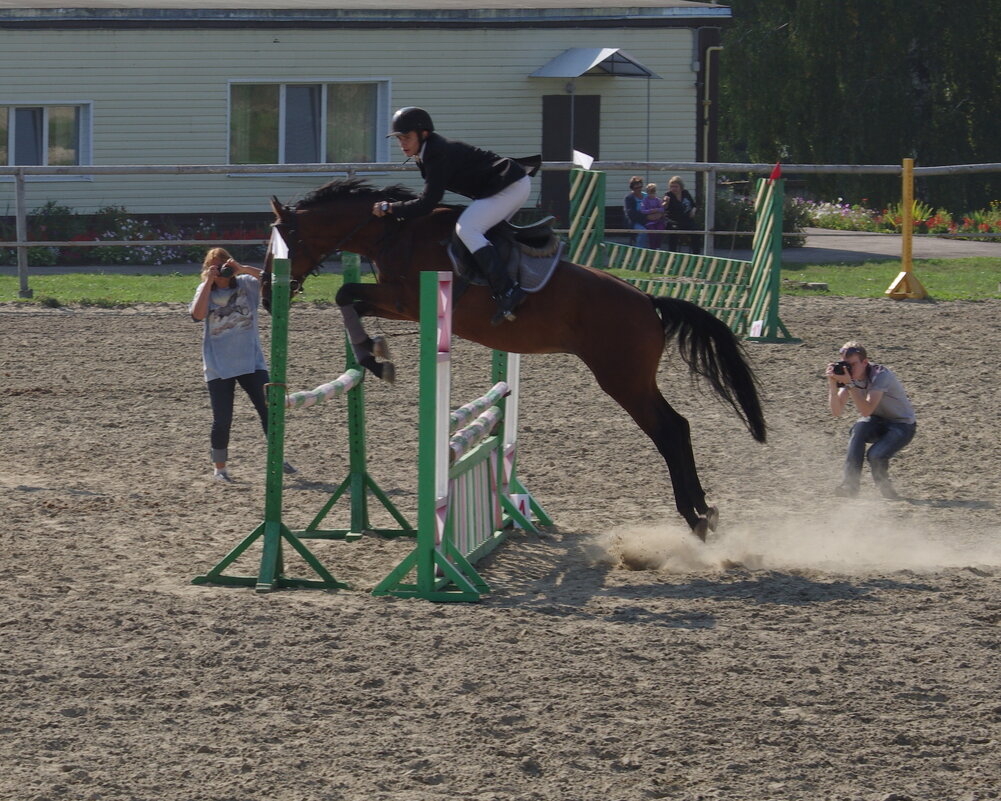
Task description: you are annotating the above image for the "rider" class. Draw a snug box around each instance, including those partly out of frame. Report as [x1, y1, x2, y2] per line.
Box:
[372, 106, 531, 325]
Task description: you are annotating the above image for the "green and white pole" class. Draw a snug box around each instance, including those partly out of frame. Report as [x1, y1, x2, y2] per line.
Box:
[192, 230, 347, 592]
[745, 177, 798, 343]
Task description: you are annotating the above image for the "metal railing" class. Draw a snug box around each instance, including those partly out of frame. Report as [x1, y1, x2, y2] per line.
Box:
[4, 160, 1001, 298]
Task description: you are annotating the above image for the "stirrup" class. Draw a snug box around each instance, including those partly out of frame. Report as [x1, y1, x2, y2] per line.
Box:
[490, 286, 525, 326]
[491, 307, 517, 326]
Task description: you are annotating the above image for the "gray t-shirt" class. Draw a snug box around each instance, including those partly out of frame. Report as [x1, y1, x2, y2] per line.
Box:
[855, 363, 916, 424]
[190, 275, 267, 382]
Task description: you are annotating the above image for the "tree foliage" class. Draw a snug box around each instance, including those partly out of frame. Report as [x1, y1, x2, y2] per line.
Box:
[719, 0, 1001, 211]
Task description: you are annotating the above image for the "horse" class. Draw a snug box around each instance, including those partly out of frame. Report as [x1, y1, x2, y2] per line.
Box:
[263, 177, 766, 540]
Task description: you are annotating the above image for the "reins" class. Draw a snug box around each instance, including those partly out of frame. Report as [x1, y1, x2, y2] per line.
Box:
[273, 205, 391, 289]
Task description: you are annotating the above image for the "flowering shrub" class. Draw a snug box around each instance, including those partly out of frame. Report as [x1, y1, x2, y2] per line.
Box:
[712, 186, 809, 249]
[182, 222, 265, 263]
[800, 197, 1001, 238]
[89, 206, 183, 266]
[792, 198, 883, 231]
[0, 204, 268, 267]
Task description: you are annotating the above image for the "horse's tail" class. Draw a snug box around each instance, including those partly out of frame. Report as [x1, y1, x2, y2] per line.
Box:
[650, 295, 767, 443]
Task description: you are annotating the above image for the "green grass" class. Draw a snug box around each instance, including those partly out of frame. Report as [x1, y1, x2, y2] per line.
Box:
[3, 257, 999, 305]
[608, 257, 1001, 301]
[0, 271, 360, 306]
[777, 258, 1001, 300]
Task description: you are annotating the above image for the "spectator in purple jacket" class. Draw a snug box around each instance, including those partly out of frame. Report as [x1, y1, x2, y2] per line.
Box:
[640, 182, 667, 249]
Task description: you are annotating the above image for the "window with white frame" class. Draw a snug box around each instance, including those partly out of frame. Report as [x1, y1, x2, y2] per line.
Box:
[229, 82, 386, 165]
[0, 104, 90, 166]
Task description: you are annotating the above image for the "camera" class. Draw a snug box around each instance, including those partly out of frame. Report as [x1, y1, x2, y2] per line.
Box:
[832, 360, 852, 375]
[218, 263, 234, 278]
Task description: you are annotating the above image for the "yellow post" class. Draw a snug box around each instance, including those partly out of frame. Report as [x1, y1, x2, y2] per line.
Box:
[885, 157, 928, 299]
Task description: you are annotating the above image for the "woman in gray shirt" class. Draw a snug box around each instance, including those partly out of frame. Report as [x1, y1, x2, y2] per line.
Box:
[190, 248, 294, 482]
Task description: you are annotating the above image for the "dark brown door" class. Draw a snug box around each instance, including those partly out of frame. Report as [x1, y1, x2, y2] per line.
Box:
[540, 94, 600, 223]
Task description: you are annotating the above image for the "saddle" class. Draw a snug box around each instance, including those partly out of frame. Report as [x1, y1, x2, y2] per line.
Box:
[447, 216, 564, 294]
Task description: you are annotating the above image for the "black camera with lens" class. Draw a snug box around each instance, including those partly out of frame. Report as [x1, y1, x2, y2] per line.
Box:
[218, 263, 234, 278]
[832, 360, 852, 375]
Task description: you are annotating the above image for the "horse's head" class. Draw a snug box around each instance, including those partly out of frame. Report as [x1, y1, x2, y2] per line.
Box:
[261, 195, 316, 312]
[261, 178, 418, 312]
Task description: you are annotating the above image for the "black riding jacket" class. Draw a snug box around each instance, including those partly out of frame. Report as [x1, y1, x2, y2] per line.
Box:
[388, 132, 527, 221]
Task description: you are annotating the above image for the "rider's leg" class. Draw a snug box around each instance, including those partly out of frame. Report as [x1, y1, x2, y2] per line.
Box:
[471, 245, 523, 324]
[456, 176, 531, 324]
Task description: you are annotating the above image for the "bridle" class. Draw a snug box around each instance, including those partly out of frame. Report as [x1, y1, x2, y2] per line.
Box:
[269, 204, 382, 295]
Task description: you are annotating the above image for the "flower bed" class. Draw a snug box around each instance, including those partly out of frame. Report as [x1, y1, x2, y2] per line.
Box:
[1, 202, 268, 267]
[798, 197, 1001, 238]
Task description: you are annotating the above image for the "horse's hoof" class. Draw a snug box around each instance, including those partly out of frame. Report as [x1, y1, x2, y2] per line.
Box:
[371, 336, 391, 361]
[692, 518, 709, 542]
[704, 505, 720, 532]
[379, 361, 396, 384]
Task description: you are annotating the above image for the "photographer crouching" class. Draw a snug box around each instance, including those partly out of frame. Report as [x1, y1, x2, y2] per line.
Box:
[826, 341, 917, 499]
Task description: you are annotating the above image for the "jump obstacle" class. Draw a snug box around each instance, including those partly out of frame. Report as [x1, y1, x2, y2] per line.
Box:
[193, 172, 779, 597]
[372, 271, 550, 601]
[567, 169, 797, 343]
[193, 240, 548, 602]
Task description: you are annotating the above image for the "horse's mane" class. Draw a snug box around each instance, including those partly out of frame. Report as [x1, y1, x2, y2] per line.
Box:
[297, 177, 417, 209]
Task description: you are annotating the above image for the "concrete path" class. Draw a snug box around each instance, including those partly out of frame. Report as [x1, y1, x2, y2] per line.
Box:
[3, 227, 1000, 276]
[719, 227, 1001, 265]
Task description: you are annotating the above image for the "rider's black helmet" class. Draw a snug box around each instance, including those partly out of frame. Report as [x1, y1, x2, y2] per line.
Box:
[387, 106, 434, 137]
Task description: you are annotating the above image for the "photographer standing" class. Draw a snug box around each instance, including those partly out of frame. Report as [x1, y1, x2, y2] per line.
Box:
[190, 247, 294, 483]
[827, 341, 916, 499]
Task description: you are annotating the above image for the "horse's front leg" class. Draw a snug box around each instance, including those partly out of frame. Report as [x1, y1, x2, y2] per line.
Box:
[336, 281, 414, 383]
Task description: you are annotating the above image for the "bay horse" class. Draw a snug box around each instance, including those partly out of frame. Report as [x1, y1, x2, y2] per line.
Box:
[264, 177, 765, 540]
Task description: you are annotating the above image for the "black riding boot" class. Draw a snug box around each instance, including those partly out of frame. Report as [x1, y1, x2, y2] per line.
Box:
[472, 245, 526, 325]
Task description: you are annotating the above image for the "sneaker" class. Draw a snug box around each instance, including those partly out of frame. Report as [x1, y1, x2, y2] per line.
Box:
[877, 481, 900, 500]
[282, 460, 298, 475]
[834, 482, 858, 498]
[213, 469, 233, 483]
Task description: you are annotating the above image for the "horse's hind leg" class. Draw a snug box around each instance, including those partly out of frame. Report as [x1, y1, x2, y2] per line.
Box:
[590, 362, 714, 538]
[650, 395, 719, 540]
[642, 392, 716, 539]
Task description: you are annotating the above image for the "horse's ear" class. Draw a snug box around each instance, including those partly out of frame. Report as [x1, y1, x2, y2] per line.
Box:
[270, 195, 287, 221]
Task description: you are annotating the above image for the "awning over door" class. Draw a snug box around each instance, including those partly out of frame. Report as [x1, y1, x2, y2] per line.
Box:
[529, 47, 659, 79]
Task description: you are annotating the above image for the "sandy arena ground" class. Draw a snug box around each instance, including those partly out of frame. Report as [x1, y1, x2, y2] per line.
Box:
[2, 293, 1000, 801]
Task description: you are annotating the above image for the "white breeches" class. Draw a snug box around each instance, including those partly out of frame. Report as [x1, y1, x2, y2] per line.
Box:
[455, 175, 532, 254]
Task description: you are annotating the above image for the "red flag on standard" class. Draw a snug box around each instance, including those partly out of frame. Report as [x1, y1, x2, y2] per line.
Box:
[769, 162, 782, 182]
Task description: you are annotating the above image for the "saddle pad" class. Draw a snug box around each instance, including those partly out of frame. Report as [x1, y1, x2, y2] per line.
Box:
[447, 240, 563, 294]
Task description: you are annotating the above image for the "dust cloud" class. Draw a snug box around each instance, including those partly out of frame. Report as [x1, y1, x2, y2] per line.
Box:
[590, 504, 1001, 575]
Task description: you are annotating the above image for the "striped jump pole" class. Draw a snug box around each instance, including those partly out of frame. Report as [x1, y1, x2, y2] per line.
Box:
[744, 177, 797, 343]
[567, 168, 797, 341]
[373, 271, 549, 602]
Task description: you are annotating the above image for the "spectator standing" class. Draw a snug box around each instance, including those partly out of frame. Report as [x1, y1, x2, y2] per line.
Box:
[640, 182, 668, 249]
[623, 176, 649, 249]
[664, 176, 701, 254]
[189, 247, 295, 483]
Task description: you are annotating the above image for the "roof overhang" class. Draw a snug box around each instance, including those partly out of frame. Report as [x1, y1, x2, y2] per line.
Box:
[530, 47, 660, 79]
[0, 1, 732, 29]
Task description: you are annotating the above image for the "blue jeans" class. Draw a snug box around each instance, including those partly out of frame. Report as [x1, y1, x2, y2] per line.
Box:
[206, 369, 270, 463]
[632, 223, 650, 250]
[842, 416, 916, 488]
